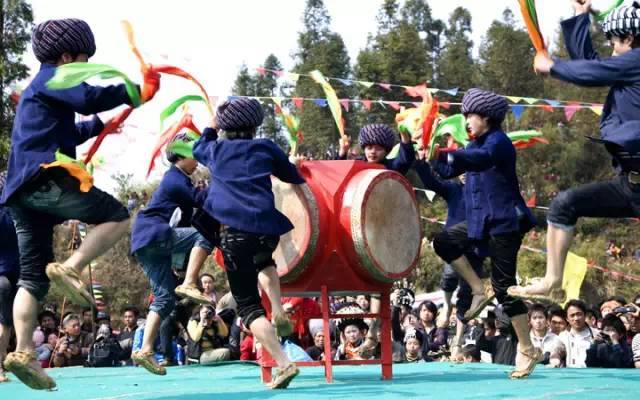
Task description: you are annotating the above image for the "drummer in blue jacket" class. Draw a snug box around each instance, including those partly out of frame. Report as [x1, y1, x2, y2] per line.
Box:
[413, 158, 484, 360]
[193, 98, 303, 389]
[509, 0, 640, 301]
[130, 133, 213, 376]
[430, 88, 539, 379]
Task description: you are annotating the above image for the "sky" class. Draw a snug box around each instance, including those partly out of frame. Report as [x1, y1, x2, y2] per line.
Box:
[21, 0, 615, 192]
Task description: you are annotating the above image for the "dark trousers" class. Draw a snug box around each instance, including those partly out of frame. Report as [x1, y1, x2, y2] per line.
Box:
[433, 222, 527, 318]
[220, 228, 279, 328]
[548, 175, 640, 227]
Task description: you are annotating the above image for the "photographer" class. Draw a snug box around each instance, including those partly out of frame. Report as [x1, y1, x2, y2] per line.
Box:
[53, 315, 92, 368]
[186, 305, 230, 364]
[586, 314, 634, 368]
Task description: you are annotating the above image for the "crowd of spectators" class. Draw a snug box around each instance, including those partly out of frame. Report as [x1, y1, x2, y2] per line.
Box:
[6, 274, 640, 374]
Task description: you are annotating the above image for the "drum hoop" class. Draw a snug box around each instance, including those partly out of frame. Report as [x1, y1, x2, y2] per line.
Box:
[350, 169, 421, 282]
[280, 182, 320, 283]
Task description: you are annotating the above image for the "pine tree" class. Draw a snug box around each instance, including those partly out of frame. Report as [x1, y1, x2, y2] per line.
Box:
[0, 0, 33, 168]
[292, 0, 352, 157]
[255, 54, 285, 146]
[231, 64, 256, 96]
[478, 8, 543, 96]
[400, 0, 445, 79]
[437, 6, 476, 90]
[354, 0, 430, 127]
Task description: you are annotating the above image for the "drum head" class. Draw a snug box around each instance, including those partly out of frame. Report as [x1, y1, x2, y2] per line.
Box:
[272, 179, 319, 282]
[350, 170, 421, 282]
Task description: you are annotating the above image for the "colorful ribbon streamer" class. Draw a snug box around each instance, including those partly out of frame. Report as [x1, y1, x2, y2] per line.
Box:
[160, 95, 208, 130]
[147, 113, 201, 177]
[273, 97, 302, 156]
[310, 70, 345, 139]
[517, 0, 547, 56]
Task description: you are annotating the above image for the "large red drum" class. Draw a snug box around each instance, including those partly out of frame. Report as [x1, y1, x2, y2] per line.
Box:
[272, 161, 421, 284]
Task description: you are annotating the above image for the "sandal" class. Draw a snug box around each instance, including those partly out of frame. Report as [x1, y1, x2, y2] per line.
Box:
[509, 347, 543, 379]
[272, 312, 294, 338]
[132, 350, 167, 376]
[45, 262, 94, 307]
[268, 363, 299, 389]
[463, 282, 495, 322]
[3, 351, 56, 390]
[175, 284, 213, 305]
[507, 285, 566, 305]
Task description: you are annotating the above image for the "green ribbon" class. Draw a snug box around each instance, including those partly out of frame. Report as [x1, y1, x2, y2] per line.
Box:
[167, 131, 199, 159]
[160, 95, 207, 130]
[596, 0, 624, 21]
[47, 62, 141, 107]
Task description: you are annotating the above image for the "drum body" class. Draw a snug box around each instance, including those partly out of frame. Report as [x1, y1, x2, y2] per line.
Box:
[272, 161, 421, 285]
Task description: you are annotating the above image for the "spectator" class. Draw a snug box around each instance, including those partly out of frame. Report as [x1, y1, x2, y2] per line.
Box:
[585, 307, 601, 330]
[200, 273, 218, 304]
[53, 314, 92, 367]
[117, 307, 139, 364]
[462, 344, 481, 363]
[600, 296, 627, 318]
[305, 322, 330, 361]
[34, 329, 52, 367]
[356, 295, 371, 312]
[483, 315, 497, 339]
[335, 305, 369, 361]
[281, 297, 321, 348]
[80, 307, 94, 335]
[38, 310, 58, 338]
[417, 301, 449, 353]
[558, 300, 598, 368]
[186, 305, 230, 364]
[548, 306, 568, 335]
[586, 314, 634, 368]
[528, 304, 562, 366]
[87, 324, 123, 368]
[240, 328, 257, 361]
[397, 328, 426, 363]
[478, 308, 518, 366]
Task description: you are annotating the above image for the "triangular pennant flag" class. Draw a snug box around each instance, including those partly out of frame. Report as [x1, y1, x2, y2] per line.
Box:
[405, 83, 427, 98]
[338, 78, 353, 86]
[428, 88, 439, 94]
[506, 96, 523, 104]
[443, 87, 459, 96]
[313, 98, 328, 107]
[412, 102, 421, 107]
[387, 101, 401, 110]
[511, 104, 525, 121]
[562, 252, 588, 306]
[564, 103, 580, 121]
[359, 81, 374, 88]
[292, 97, 304, 109]
[523, 97, 538, 105]
[274, 70, 285, 77]
[310, 70, 345, 137]
[361, 100, 372, 110]
[526, 194, 536, 207]
[378, 83, 392, 91]
[541, 104, 554, 112]
[440, 102, 451, 110]
[339, 99, 350, 112]
[590, 105, 603, 116]
[287, 73, 300, 82]
[256, 67, 266, 76]
[544, 99, 561, 107]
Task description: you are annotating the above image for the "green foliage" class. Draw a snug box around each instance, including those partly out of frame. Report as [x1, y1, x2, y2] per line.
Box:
[437, 6, 477, 89]
[0, 0, 33, 167]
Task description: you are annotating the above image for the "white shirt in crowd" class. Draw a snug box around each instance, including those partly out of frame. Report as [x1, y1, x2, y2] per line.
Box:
[530, 330, 563, 357]
[558, 326, 598, 368]
[632, 333, 640, 365]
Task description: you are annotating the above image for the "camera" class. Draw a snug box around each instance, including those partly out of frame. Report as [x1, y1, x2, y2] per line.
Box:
[613, 306, 638, 315]
[206, 309, 215, 319]
[598, 332, 612, 344]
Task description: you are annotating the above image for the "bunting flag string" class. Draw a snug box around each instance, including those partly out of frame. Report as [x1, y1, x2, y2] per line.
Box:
[225, 93, 604, 120]
[256, 67, 603, 108]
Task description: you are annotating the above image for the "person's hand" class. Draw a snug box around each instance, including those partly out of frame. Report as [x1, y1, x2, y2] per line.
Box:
[417, 146, 427, 161]
[571, 0, 591, 15]
[57, 339, 68, 353]
[141, 69, 161, 103]
[289, 154, 306, 167]
[283, 302, 295, 314]
[608, 331, 620, 345]
[534, 53, 554, 75]
[338, 136, 351, 157]
[399, 127, 411, 144]
[428, 144, 440, 162]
